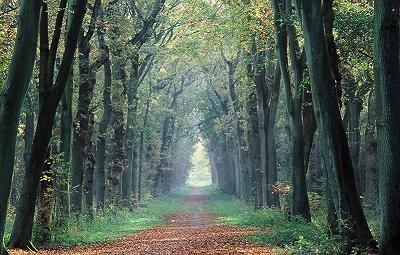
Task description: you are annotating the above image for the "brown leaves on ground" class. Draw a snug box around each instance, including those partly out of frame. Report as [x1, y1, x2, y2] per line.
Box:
[11, 189, 279, 255]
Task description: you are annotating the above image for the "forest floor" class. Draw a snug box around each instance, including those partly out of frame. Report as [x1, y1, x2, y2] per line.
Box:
[11, 188, 278, 255]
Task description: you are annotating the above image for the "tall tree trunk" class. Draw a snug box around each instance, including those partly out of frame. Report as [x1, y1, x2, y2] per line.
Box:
[225, 58, 249, 199]
[95, 5, 111, 211]
[253, 46, 272, 207]
[346, 85, 362, 195]
[155, 117, 173, 195]
[109, 57, 127, 204]
[364, 92, 378, 207]
[273, 0, 310, 221]
[209, 150, 218, 185]
[307, 136, 323, 194]
[374, 0, 400, 253]
[224, 135, 237, 195]
[35, 147, 54, 247]
[322, 0, 342, 107]
[70, 0, 101, 215]
[246, 73, 262, 208]
[58, 75, 73, 225]
[8, 1, 88, 249]
[70, 39, 90, 214]
[138, 87, 151, 201]
[267, 64, 281, 208]
[123, 54, 140, 208]
[295, 0, 376, 248]
[24, 110, 35, 170]
[154, 91, 181, 195]
[109, 82, 127, 204]
[0, 2, 41, 254]
[84, 113, 95, 219]
[302, 78, 317, 173]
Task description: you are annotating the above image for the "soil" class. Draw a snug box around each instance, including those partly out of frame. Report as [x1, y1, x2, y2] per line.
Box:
[11, 188, 278, 255]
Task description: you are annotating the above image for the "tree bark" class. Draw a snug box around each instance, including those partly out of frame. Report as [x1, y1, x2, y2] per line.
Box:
[295, 0, 376, 248]
[58, 75, 73, 225]
[70, 0, 101, 215]
[374, 0, 400, 253]
[95, 4, 111, 211]
[109, 71, 127, 204]
[224, 56, 250, 200]
[346, 82, 362, 195]
[138, 86, 151, 201]
[0, 2, 42, 254]
[84, 113, 95, 219]
[253, 44, 278, 207]
[35, 147, 54, 247]
[246, 64, 262, 209]
[273, 0, 310, 221]
[364, 92, 378, 207]
[266, 64, 281, 208]
[8, 0, 88, 249]
[123, 53, 140, 208]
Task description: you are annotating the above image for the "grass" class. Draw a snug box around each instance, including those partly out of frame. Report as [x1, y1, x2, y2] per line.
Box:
[4, 188, 188, 249]
[203, 186, 345, 255]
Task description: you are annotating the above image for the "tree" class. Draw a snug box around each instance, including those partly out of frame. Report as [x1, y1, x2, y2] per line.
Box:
[8, 0, 88, 250]
[272, 0, 310, 221]
[0, 1, 42, 254]
[374, 0, 400, 253]
[95, 3, 112, 211]
[294, 0, 376, 249]
[70, 0, 103, 215]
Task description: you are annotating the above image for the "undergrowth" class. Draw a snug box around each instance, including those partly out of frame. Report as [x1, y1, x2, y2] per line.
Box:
[5, 188, 187, 249]
[203, 186, 346, 255]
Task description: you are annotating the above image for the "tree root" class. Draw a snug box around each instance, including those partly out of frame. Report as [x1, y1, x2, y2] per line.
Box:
[27, 241, 38, 252]
[7, 240, 38, 253]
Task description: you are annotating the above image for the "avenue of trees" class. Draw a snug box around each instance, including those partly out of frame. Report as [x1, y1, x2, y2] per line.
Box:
[0, 0, 399, 254]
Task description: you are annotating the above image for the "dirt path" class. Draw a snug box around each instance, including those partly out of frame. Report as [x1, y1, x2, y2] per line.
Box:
[12, 188, 277, 255]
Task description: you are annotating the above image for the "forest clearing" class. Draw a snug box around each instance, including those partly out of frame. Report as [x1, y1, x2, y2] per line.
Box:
[0, 0, 399, 254]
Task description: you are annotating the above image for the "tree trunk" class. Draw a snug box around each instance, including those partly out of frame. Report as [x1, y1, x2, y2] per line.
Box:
[108, 59, 127, 204]
[95, 5, 111, 211]
[123, 54, 140, 208]
[209, 150, 218, 185]
[138, 87, 151, 201]
[267, 64, 281, 208]
[154, 91, 182, 195]
[307, 136, 323, 194]
[246, 73, 262, 208]
[8, 1, 88, 249]
[364, 92, 378, 207]
[295, 0, 376, 248]
[302, 77, 317, 174]
[0, 2, 41, 254]
[273, 0, 310, 221]
[253, 46, 272, 207]
[374, 0, 400, 253]
[225, 59, 249, 200]
[84, 113, 95, 219]
[346, 80, 363, 195]
[109, 83, 127, 204]
[70, 0, 101, 215]
[35, 147, 54, 247]
[322, 0, 342, 107]
[24, 110, 35, 170]
[58, 75, 73, 225]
